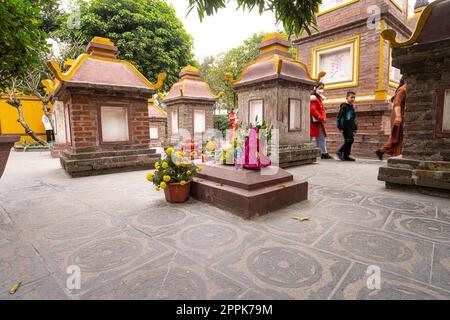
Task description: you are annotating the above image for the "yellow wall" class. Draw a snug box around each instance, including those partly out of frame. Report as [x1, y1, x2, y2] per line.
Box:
[0, 95, 51, 144]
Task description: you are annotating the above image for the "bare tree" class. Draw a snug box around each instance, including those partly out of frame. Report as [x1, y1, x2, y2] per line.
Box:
[6, 78, 49, 146]
[5, 49, 57, 145]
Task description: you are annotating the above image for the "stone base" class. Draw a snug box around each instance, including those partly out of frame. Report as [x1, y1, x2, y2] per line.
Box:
[278, 144, 320, 168]
[191, 163, 308, 219]
[378, 157, 450, 198]
[50, 143, 69, 158]
[60, 146, 160, 178]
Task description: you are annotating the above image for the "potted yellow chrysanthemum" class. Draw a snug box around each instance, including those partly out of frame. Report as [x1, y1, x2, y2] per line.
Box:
[146, 147, 203, 203]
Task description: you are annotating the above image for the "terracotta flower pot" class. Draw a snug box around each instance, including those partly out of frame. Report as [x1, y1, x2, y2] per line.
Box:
[0, 135, 20, 178]
[163, 181, 192, 203]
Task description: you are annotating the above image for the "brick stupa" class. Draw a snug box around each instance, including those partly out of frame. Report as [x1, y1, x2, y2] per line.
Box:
[47, 37, 165, 177]
[227, 33, 322, 168]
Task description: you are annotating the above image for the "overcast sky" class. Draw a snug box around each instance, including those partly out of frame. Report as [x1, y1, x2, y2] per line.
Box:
[166, 0, 280, 61]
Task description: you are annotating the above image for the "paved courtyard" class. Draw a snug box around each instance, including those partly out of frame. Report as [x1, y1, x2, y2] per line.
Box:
[0, 151, 449, 300]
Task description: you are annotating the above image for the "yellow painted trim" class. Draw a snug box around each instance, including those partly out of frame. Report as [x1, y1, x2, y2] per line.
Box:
[154, 105, 168, 116]
[262, 32, 288, 42]
[180, 65, 200, 73]
[0, 94, 41, 101]
[375, 89, 388, 100]
[325, 92, 374, 99]
[389, 0, 404, 12]
[317, 0, 359, 17]
[41, 79, 59, 94]
[311, 35, 360, 90]
[378, 20, 386, 91]
[382, 0, 442, 48]
[261, 44, 289, 54]
[91, 36, 115, 46]
[48, 53, 166, 90]
[214, 92, 225, 99]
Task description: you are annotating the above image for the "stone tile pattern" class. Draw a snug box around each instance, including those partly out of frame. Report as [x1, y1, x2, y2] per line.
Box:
[0, 152, 449, 299]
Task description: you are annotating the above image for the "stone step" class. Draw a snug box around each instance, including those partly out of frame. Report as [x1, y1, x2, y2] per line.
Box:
[63, 147, 157, 160]
[191, 176, 308, 219]
[60, 153, 160, 178]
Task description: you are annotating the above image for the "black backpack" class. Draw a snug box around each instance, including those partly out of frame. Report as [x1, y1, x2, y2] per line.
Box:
[336, 104, 346, 130]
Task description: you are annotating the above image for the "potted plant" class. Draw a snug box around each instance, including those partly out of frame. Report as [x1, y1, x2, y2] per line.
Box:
[0, 135, 20, 178]
[146, 147, 202, 203]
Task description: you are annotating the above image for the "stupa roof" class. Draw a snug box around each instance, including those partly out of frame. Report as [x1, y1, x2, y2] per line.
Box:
[148, 99, 167, 119]
[229, 33, 325, 89]
[47, 37, 166, 96]
[165, 66, 223, 102]
[382, 0, 450, 48]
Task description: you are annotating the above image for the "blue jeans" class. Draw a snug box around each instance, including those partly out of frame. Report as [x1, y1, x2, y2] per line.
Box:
[311, 126, 328, 155]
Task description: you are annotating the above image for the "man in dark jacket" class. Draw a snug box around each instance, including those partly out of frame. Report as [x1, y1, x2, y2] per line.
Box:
[336, 92, 357, 161]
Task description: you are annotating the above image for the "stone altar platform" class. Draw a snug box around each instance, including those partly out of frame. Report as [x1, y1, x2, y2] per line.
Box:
[190, 163, 308, 219]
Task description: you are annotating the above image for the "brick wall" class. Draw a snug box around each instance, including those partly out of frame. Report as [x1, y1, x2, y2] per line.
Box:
[62, 91, 151, 152]
[149, 117, 167, 147]
[236, 79, 312, 145]
[166, 99, 214, 144]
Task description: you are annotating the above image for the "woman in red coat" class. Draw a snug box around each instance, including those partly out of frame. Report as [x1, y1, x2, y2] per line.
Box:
[310, 82, 333, 159]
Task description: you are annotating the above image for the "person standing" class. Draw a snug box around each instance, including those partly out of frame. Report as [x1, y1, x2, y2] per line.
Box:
[310, 82, 333, 159]
[336, 92, 357, 161]
[375, 77, 407, 160]
[42, 108, 55, 143]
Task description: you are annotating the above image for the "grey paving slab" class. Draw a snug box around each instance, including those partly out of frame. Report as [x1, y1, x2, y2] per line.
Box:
[0, 242, 50, 296]
[309, 186, 367, 204]
[156, 216, 262, 266]
[437, 204, 450, 222]
[126, 206, 204, 238]
[2, 195, 98, 229]
[0, 275, 69, 300]
[252, 207, 336, 245]
[79, 253, 173, 299]
[311, 202, 391, 230]
[431, 243, 450, 292]
[81, 253, 247, 300]
[331, 262, 449, 300]
[41, 228, 173, 295]
[24, 212, 128, 254]
[361, 195, 438, 219]
[155, 254, 247, 300]
[314, 222, 434, 283]
[385, 213, 450, 243]
[212, 235, 352, 300]
[1, 152, 449, 299]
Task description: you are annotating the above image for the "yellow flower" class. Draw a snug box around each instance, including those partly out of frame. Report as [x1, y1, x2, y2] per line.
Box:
[197, 166, 203, 172]
[154, 185, 161, 191]
[146, 172, 153, 182]
[166, 147, 174, 155]
[163, 175, 171, 182]
[175, 161, 181, 167]
[161, 161, 168, 169]
[180, 180, 187, 185]
[177, 151, 184, 158]
[190, 151, 196, 158]
[154, 161, 160, 169]
[187, 170, 192, 175]
[181, 161, 187, 167]
[160, 182, 167, 189]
